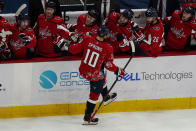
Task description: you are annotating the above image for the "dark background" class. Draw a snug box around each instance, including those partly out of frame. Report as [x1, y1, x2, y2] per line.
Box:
[3, 0, 181, 13]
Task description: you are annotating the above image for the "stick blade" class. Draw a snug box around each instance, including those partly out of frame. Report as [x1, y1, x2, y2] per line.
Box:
[16, 4, 27, 16]
[129, 40, 135, 53]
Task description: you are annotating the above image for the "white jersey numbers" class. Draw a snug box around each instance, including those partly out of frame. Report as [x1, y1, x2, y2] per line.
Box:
[84, 49, 100, 68]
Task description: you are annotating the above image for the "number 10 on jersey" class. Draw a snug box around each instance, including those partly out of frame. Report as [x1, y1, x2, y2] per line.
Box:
[84, 49, 100, 68]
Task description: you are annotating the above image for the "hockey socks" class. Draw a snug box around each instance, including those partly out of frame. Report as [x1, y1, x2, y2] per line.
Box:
[83, 101, 99, 125]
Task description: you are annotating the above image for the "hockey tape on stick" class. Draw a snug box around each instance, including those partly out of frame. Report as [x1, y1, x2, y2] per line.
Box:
[88, 41, 135, 124]
[79, 0, 85, 6]
[16, 4, 27, 17]
[129, 40, 135, 53]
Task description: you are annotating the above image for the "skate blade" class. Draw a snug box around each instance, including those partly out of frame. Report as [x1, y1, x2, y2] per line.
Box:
[82, 121, 98, 125]
[104, 97, 117, 106]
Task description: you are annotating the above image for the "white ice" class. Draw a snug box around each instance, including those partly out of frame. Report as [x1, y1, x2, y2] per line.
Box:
[1, 109, 196, 131]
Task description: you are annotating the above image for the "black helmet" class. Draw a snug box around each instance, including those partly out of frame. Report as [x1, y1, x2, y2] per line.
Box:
[97, 25, 110, 37]
[183, 6, 195, 16]
[45, 1, 56, 9]
[0, 0, 4, 10]
[88, 9, 99, 19]
[121, 8, 134, 20]
[145, 7, 158, 17]
[17, 13, 30, 21]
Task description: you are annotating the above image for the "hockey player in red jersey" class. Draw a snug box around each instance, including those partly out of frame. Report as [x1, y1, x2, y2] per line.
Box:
[34, 1, 72, 57]
[9, 14, 37, 59]
[133, 7, 164, 57]
[0, 0, 12, 60]
[106, 8, 140, 54]
[68, 26, 125, 124]
[68, 9, 99, 38]
[164, 6, 196, 50]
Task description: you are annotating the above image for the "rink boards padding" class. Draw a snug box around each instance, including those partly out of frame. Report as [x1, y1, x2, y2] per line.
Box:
[0, 97, 196, 118]
[0, 52, 196, 118]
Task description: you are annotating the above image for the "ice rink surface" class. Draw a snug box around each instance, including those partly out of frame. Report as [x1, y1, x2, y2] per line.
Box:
[1, 109, 196, 131]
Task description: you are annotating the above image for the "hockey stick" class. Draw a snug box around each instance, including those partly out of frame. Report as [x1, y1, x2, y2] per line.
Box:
[88, 40, 135, 124]
[15, 4, 27, 21]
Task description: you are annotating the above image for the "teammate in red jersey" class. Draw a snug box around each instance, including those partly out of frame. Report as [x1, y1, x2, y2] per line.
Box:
[69, 9, 99, 38]
[9, 14, 37, 59]
[164, 6, 196, 50]
[0, 0, 12, 60]
[133, 7, 164, 57]
[34, 1, 72, 57]
[68, 26, 125, 124]
[106, 8, 140, 54]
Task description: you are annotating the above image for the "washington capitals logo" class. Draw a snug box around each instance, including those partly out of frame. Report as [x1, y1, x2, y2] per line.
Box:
[10, 40, 26, 50]
[39, 26, 52, 39]
[110, 32, 118, 41]
[171, 27, 185, 39]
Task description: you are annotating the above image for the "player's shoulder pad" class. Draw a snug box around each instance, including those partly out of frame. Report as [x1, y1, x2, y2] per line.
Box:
[37, 14, 46, 22]
[104, 41, 113, 48]
[38, 14, 45, 19]
[52, 16, 64, 24]
[0, 16, 8, 22]
[105, 43, 114, 53]
[77, 14, 86, 22]
[79, 14, 86, 19]
[0, 16, 9, 24]
[108, 11, 120, 20]
[172, 10, 182, 18]
[9, 22, 17, 31]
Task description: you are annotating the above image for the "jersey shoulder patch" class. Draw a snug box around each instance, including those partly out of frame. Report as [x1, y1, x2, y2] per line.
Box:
[153, 26, 160, 31]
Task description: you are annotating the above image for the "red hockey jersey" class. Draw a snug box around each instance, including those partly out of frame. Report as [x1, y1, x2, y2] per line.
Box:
[69, 36, 118, 81]
[106, 11, 136, 53]
[164, 10, 196, 50]
[0, 16, 11, 59]
[34, 14, 70, 57]
[73, 14, 98, 38]
[139, 18, 164, 57]
[9, 23, 37, 59]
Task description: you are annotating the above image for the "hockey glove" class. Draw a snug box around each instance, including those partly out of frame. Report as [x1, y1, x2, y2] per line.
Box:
[132, 25, 140, 33]
[66, 24, 76, 32]
[116, 34, 124, 41]
[69, 33, 79, 43]
[18, 33, 31, 45]
[0, 41, 6, 52]
[132, 26, 145, 43]
[0, 48, 11, 60]
[115, 67, 125, 78]
[119, 39, 130, 48]
[53, 36, 70, 51]
[133, 31, 145, 43]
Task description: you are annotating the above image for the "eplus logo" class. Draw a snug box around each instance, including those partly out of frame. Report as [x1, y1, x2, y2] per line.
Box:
[39, 70, 90, 90]
[39, 70, 57, 89]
